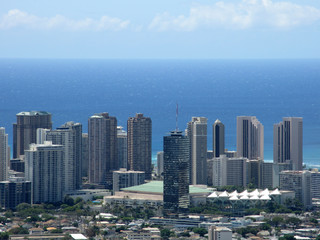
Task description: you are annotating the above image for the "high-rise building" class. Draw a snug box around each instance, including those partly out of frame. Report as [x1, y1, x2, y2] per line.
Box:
[273, 162, 292, 188]
[310, 169, 320, 199]
[208, 155, 248, 187]
[88, 113, 118, 188]
[10, 159, 25, 173]
[0, 180, 31, 210]
[113, 168, 145, 192]
[13, 111, 52, 158]
[213, 119, 225, 158]
[163, 131, 190, 214]
[127, 113, 152, 180]
[186, 117, 207, 185]
[36, 128, 50, 144]
[208, 226, 232, 240]
[157, 151, 164, 178]
[25, 141, 64, 203]
[247, 159, 262, 188]
[274, 117, 303, 171]
[46, 122, 82, 192]
[237, 116, 264, 160]
[81, 133, 89, 177]
[261, 162, 273, 189]
[0, 128, 9, 181]
[280, 170, 311, 207]
[117, 126, 127, 169]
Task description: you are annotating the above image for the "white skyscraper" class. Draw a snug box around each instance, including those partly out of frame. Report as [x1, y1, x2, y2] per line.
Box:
[46, 122, 83, 192]
[36, 128, 50, 144]
[25, 141, 64, 203]
[274, 117, 303, 171]
[0, 127, 9, 181]
[187, 117, 207, 185]
[237, 116, 264, 160]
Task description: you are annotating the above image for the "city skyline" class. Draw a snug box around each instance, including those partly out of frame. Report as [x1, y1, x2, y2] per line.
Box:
[0, 110, 309, 163]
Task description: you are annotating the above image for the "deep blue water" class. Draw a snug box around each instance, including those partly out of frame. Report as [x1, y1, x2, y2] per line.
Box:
[0, 59, 319, 166]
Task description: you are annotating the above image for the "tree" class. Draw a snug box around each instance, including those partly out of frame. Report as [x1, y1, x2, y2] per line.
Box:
[16, 203, 32, 212]
[161, 229, 174, 240]
[8, 227, 28, 235]
[269, 216, 284, 227]
[0, 232, 9, 240]
[279, 235, 295, 240]
[192, 227, 208, 237]
[85, 226, 100, 238]
[287, 217, 301, 227]
[64, 195, 75, 206]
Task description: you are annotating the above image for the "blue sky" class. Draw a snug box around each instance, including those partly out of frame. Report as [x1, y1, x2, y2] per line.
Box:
[1, 0, 320, 59]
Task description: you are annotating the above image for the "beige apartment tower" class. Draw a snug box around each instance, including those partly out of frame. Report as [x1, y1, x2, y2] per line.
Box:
[127, 113, 152, 180]
[237, 116, 264, 160]
[274, 117, 303, 171]
[187, 117, 207, 185]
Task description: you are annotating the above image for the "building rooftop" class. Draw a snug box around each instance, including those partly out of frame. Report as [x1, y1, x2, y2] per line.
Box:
[17, 111, 51, 116]
[121, 181, 212, 194]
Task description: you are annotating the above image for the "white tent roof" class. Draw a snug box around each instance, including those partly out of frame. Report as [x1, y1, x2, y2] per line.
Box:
[229, 195, 240, 201]
[249, 189, 259, 197]
[250, 195, 260, 200]
[230, 190, 239, 197]
[240, 195, 250, 200]
[219, 191, 229, 198]
[260, 188, 270, 196]
[208, 191, 219, 198]
[239, 190, 248, 196]
[260, 195, 271, 201]
[270, 188, 281, 195]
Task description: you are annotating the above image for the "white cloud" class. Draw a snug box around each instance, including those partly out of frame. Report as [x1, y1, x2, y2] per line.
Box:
[149, 0, 320, 31]
[0, 9, 130, 31]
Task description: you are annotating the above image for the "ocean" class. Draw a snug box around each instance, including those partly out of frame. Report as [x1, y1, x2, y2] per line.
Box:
[0, 59, 319, 166]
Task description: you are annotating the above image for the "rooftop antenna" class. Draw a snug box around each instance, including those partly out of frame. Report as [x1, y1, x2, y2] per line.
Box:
[176, 103, 179, 131]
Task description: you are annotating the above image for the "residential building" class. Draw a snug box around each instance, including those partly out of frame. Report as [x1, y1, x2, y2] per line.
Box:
[46, 122, 82, 192]
[25, 141, 64, 203]
[208, 226, 232, 240]
[237, 116, 264, 160]
[261, 161, 273, 189]
[13, 111, 52, 158]
[36, 128, 50, 144]
[88, 113, 118, 188]
[113, 168, 145, 192]
[186, 117, 207, 185]
[273, 162, 292, 188]
[127, 113, 152, 180]
[117, 126, 127, 169]
[274, 117, 303, 170]
[10, 158, 25, 173]
[156, 151, 164, 177]
[81, 133, 89, 177]
[163, 131, 190, 214]
[310, 169, 320, 199]
[208, 155, 248, 187]
[279, 170, 311, 207]
[213, 119, 225, 158]
[0, 127, 9, 181]
[0, 180, 31, 209]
